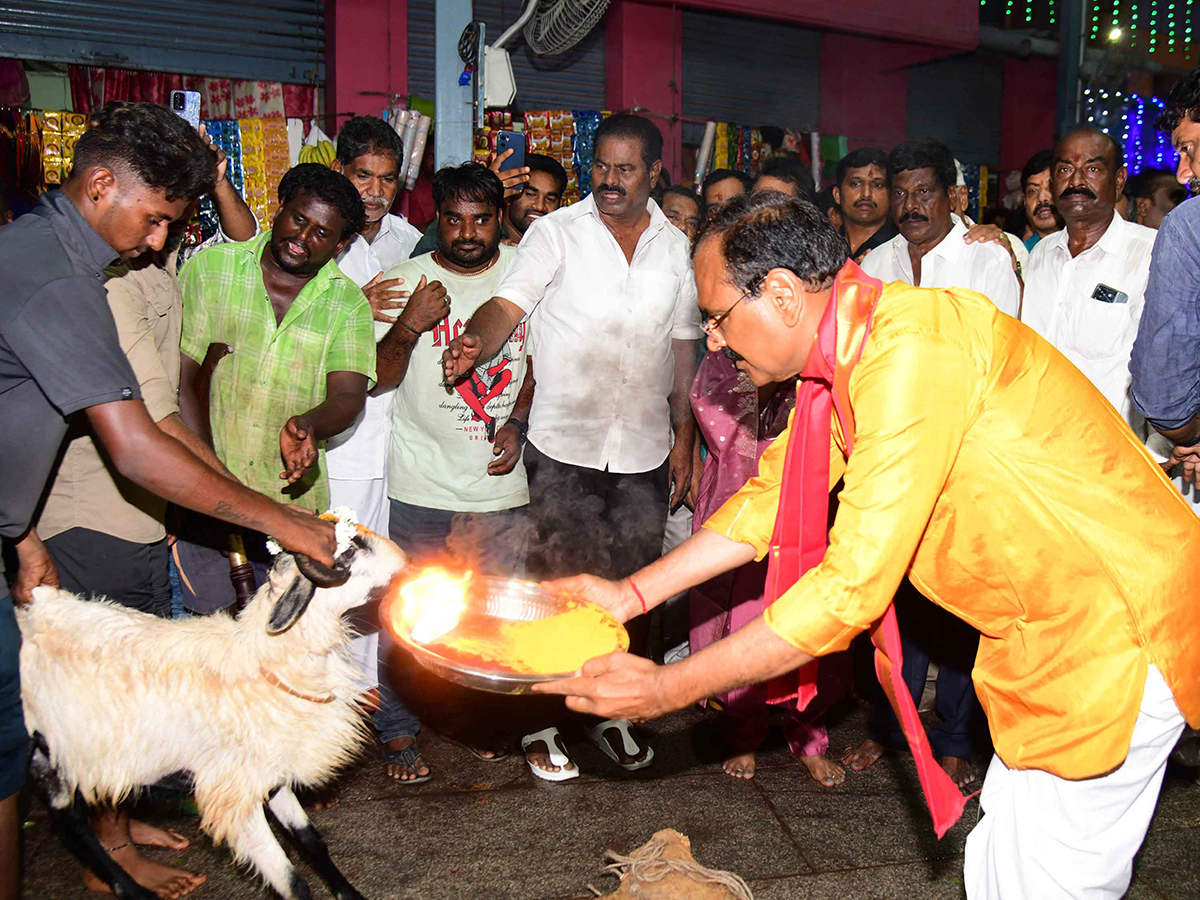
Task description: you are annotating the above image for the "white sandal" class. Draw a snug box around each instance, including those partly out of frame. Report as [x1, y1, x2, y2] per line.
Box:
[586, 719, 655, 771]
[520, 727, 579, 782]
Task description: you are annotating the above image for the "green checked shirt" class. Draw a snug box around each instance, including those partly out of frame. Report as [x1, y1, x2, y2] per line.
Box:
[180, 231, 376, 510]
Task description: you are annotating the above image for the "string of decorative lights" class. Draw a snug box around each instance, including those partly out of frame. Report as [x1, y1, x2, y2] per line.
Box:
[977, 0, 1196, 55]
[1083, 87, 1174, 176]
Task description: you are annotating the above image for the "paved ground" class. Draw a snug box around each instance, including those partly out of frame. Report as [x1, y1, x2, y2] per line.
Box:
[17, 696, 1200, 900]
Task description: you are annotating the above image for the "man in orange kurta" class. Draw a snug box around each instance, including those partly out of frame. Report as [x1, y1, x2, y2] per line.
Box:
[537, 192, 1200, 899]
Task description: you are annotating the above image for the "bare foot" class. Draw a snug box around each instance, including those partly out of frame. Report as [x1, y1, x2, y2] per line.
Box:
[841, 738, 887, 771]
[83, 845, 205, 898]
[798, 754, 846, 786]
[522, 733, 576, 777]
[307, 792, 340, 812]
[940, 756, 976, 788]
[722, 751, 756, 780]
[383, 736, 430, 782]
[128, 820, 189, 851]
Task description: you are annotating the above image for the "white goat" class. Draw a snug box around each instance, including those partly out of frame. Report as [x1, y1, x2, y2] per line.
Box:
[19, 527, 408, 900]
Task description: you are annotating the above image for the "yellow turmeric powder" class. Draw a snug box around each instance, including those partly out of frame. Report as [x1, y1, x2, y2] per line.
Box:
[429, 600, 629, 675]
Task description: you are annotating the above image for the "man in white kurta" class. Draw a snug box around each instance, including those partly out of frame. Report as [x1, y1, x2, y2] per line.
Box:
[328, 117, 423, 535]
[325, 117, 421, 699]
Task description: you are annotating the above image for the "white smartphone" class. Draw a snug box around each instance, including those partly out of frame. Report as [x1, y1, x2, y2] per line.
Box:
[169, 90, 201, 129]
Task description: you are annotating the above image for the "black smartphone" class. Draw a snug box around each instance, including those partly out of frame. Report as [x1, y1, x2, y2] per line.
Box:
[496, 130, 526, 173]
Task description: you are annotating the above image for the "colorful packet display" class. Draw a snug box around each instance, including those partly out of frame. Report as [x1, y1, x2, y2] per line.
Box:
[239, 117, 290, 230]
[40, 111, 86, 187]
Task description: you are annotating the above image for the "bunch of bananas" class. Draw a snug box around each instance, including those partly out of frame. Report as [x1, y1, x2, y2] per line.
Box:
[298, 140, 336, 167]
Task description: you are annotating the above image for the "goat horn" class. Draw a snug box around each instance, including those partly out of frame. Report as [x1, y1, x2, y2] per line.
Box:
[293, 553, 351, 588]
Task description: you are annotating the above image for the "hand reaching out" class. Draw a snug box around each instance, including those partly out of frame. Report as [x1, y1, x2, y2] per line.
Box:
[362, 273, 411, 324]
[441, 332, 483, 384]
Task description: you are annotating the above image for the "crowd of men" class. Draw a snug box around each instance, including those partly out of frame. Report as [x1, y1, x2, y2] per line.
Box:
[2, 62, 1200, 899]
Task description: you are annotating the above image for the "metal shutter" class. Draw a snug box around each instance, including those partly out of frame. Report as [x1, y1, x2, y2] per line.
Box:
[407, 0, 436, 101]
[0, 0, 324, 84]
[681, 9, 819, 130]
[407, 0, 605, 110]
[905, 56, 1004, 166]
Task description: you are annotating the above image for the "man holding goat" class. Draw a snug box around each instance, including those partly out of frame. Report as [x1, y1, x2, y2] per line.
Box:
[0, 102, 338, 900]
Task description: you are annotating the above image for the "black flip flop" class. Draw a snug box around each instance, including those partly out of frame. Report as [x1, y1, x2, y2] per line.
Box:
[383, 743, 432, 784]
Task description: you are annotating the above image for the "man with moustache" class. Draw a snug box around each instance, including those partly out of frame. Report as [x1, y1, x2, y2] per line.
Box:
[441, 114, 703, 780]
[852, 138, 1021, 786]
[1021, 150, 1063, 251]
[535, 191, 1200, 900]
[832, 147, 896, 263]
[175, 164, 375, 611]
[326, 115, 422, 535]
[861, 139, 1020, 317]
[1022, 126, 1156, 433]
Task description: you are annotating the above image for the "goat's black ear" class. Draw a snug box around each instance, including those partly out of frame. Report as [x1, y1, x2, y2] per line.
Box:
[268, 571, 316, 634]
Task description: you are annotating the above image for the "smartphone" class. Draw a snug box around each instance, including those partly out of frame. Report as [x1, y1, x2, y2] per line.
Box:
[1092, 283, 1129, 305]
[495, 129, 526, 173]
[169, 90, 201, 130]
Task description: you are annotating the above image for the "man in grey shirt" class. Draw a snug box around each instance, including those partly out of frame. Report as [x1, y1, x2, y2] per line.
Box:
[0, 102, 336, 900]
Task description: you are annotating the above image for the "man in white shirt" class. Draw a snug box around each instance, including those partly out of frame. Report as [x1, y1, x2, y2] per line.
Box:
[442, 114, 703, 777]
[324, 115, 424, 785]
[327, 115, 423, 533]
[862, 139, 1021, 318]
[851, 138, 1018, 787]
[1022, 125, 1156, 430]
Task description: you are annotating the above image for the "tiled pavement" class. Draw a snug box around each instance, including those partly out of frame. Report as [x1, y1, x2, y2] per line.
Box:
[18, 702, 1200, 899]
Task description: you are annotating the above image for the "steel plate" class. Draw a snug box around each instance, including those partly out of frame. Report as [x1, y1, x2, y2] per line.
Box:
[389, 576, 628, 694]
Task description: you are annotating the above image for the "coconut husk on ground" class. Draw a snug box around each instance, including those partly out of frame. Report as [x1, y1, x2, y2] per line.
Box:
[592, 828, 753, 900]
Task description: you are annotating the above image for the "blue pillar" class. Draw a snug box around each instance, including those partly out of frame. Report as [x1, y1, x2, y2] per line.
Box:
[435, 0, 474, 168]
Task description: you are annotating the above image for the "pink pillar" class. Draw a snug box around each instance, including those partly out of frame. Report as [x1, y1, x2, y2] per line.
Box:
[820, 34, 962, 150]
[1000, 57, 1058, 172]
[605, 0, 683, 182]
[325, 0, 409, 135]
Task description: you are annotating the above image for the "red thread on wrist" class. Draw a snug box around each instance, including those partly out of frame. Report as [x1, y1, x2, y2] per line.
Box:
[628, 577, 648, 616]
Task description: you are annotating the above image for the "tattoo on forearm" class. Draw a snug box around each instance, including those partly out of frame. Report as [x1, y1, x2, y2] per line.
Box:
[213, 499, 247, 523]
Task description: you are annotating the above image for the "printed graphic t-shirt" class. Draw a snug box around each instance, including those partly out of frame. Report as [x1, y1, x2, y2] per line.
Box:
[384, 245, 529, 512]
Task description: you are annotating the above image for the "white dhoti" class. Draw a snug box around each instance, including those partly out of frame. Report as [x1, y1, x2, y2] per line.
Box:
[327, 476, 390, 537]
[327, 478, 390, 694]
[964, 665, 1185, 899]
